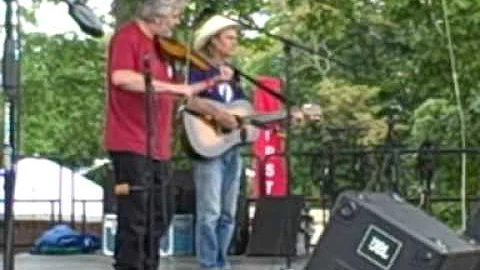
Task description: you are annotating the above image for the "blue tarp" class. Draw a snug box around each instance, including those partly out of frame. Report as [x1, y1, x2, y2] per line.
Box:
[30, 224, 100, 255]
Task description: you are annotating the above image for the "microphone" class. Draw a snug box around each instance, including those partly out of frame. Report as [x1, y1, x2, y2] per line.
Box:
[64, 0, 104, 37]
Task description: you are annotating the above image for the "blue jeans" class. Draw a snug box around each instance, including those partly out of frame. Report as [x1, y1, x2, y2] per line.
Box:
[193, 147, 242, 269]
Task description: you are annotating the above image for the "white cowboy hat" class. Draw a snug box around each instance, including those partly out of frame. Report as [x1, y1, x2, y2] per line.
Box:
[193, 15, 239, 51]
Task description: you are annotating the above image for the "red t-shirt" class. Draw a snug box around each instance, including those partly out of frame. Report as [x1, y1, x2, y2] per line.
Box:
[104, 21, 175, 160]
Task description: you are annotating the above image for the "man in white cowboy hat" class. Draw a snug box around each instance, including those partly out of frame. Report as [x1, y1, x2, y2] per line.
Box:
[103, 1, 234, 269]
[187, 14, 246, 270]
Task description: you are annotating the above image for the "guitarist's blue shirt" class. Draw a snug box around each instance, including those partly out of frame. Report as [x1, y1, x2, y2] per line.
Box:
[189, 68, 246, 103]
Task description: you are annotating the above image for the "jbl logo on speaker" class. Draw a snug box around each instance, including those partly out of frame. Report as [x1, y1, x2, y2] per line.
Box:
[356, 225, 402, 270]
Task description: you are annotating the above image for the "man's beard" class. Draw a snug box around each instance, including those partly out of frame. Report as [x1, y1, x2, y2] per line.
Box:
[156, 25, 173, 38]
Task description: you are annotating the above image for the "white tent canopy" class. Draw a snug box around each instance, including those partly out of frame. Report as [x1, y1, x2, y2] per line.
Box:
[0, 157, 104, 222]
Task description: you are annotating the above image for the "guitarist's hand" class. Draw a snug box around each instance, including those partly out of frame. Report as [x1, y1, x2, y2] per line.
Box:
[214, 111, 239, 130]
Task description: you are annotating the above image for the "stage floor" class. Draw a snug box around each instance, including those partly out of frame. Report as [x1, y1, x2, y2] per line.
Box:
[1, 253, 310, 270]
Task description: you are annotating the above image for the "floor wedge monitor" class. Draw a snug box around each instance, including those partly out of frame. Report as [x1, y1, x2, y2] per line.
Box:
[305, 191, 480, 270]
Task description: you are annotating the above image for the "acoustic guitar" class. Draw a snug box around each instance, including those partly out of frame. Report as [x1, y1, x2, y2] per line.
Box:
[182, 98, 287, 158]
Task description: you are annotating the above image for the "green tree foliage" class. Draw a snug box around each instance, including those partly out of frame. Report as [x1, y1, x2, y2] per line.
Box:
[110, 0, 268, 27]
[18, 1, 480, 221]
[275, 0, 480, 145]
[259, 0, 480, 226]
[20, 33, 106, 167]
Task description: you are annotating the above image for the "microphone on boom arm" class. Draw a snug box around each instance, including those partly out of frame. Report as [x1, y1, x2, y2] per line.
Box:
[64, 0, 104, 38]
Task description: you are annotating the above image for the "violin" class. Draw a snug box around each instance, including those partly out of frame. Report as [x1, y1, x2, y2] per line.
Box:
[154, 36, 286, 103]
[154, 36, 211, 71]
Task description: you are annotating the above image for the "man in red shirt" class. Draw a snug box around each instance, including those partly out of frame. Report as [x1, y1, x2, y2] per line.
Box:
[104, 1, 234, 269]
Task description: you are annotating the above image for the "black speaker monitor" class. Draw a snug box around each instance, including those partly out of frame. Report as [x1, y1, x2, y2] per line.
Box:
[305, 191, 480, 270]
[247, 195, 305, 256]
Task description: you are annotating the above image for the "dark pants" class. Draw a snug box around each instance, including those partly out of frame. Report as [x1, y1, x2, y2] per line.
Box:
[110, 151, 175, 270]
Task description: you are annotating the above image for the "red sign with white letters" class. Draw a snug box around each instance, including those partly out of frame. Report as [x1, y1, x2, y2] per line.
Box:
[251, 76, 287, 197]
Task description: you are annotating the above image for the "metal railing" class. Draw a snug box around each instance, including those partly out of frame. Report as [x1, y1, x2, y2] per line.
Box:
[5, 147, 480, 247]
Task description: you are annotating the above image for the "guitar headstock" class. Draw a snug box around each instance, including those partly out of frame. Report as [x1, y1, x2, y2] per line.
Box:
[291, 103, 322, 125]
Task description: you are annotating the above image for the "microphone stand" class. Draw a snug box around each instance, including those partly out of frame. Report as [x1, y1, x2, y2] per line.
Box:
[0, 2, 99, 269]
[225, 15, 332, 270]
[227, 16, 352, 71]
[282, 43, 294, 270]
[143, 55, 158, 270]
[3, 1, 20, 270]
[226, 15, 340, 194]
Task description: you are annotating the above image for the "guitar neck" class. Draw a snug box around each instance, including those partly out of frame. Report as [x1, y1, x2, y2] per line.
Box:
[242, 111, 286, 126]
